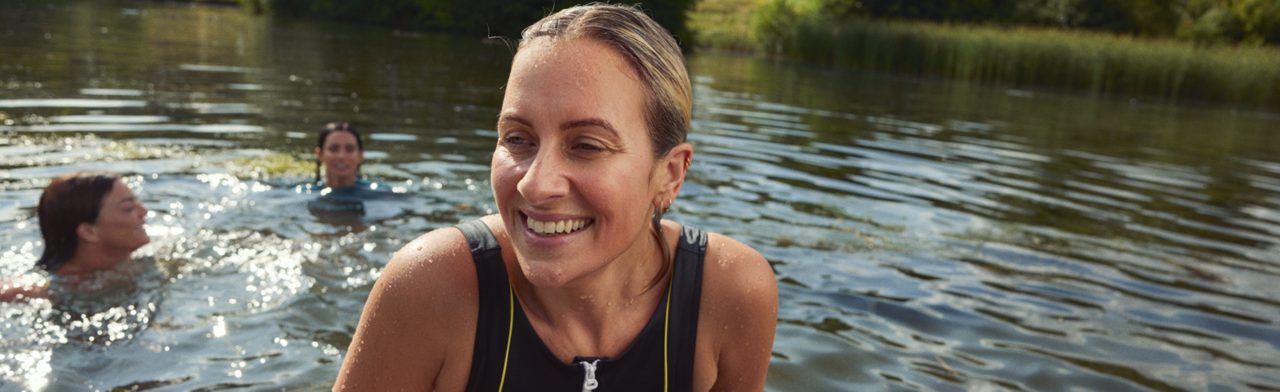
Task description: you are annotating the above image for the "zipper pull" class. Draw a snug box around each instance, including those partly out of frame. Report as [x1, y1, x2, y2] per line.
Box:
[579, 359, 600, 392]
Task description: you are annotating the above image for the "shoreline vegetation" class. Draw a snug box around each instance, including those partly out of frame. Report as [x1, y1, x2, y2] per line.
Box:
[690, 0, 1280, 108]
[226, 0, 1279, 108]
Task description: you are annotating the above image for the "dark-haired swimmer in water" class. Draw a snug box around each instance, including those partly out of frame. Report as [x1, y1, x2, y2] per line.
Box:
[314, 122, 364, 190]
[308, 122, 371, 217]
[1, 172, 150, 302]
[305, 122, 408, 224]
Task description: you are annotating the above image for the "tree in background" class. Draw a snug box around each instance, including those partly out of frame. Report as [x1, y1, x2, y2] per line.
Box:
[1179, 0, 1280, 45]
[809, 0, 1279, 45]
[252, 0, 695, 46]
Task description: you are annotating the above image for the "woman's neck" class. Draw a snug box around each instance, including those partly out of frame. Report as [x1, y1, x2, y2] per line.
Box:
[57, 245, 130, 276]
[514, 230, 668, 335]
[325, 174, 357, 188]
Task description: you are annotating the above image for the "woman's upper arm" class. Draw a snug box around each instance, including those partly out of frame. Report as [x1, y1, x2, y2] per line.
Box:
[334, 227, 477, 391]
[702, 233, 778, 391]
[1, 275, 48, 302]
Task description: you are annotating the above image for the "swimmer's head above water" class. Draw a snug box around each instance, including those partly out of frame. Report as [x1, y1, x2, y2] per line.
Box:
[314, 122, 365, 188]
[37, 171, 150, 275]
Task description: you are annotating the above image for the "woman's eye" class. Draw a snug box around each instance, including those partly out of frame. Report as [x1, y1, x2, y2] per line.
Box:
[571, 139, 608, 154]
[502, 134, 532, 147]
[574, 143, 604, 152]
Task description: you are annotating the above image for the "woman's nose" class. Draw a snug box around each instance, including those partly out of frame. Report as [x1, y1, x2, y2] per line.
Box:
[516, 151, 569, 204]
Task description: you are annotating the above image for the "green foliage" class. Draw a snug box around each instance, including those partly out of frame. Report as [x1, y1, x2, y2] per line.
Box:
[237, 0, 270, 15]
[729, 0, 1280, 107]
[688, 0, 756, 50]
[1179, 0, 1280, 45]
[811, 0, 1278, 45]
[259, 0, 696, 45]
[751, 0, 800, 53]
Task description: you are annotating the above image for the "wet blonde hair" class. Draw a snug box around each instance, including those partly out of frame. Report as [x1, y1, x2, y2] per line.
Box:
[520, 3, 692, 157]
[519, 4, 692, 289]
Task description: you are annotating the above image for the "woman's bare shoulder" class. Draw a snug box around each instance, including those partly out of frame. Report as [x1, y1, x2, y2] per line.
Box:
[695, 231, 778, 391]
[377, 215, 504, 316]
[336, 221, 486, 390]
[385, 226, 473, 285]
[701, 232, 776, 301]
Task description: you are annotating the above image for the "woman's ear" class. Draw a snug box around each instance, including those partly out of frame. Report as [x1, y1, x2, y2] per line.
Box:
[655, 143, 693, 204]
[76, 222, 100, 244]
[314, 147, 323, 160]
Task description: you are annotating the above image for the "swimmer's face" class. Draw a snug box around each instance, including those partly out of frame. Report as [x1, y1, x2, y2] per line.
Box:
[492, 37, 668, 288]
[86, 179, 150, 255]
[316, 130, 363, 184]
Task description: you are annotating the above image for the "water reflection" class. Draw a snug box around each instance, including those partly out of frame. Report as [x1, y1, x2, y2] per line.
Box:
[685, 54, 1280, 390]
[1, 0, 1278, 390]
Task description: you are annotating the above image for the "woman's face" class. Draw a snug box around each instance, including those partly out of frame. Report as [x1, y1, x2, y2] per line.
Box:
[492, 37, 664, 288]
[90, 180, 150, 253]
[316, 131, 363, 183]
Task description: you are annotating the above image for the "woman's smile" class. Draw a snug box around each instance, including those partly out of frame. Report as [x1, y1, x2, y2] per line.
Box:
[521, 211, 594, 236]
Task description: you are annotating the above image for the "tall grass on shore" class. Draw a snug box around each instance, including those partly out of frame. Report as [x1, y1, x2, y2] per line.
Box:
[690, 0, 1280, 108]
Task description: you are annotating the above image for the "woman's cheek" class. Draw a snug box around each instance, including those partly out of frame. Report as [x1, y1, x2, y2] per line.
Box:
[490, 154, 525, 197]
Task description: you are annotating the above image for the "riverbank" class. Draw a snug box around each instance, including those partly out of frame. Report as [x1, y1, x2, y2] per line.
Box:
[689, 0, 1280, 108]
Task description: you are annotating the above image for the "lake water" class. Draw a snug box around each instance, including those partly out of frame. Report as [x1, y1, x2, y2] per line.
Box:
[2, 1, 1279, 391]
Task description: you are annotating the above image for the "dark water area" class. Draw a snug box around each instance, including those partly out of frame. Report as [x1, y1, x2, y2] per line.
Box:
[2, 1, 1278, 390]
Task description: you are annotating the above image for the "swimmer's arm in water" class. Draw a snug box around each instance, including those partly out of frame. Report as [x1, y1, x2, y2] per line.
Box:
[699, 233, 779, 392]
[334, 227, 479, 391]
[0, 275, 49, 302]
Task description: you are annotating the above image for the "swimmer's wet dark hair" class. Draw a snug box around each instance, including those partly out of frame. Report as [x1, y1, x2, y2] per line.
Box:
[315, 122, 364, 184]
[37, 172, 121, 272]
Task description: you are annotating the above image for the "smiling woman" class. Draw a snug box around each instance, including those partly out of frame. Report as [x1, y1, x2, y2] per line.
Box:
[37, 172, 150, 275]
[314, 122, 365, 188]
[336, 4, 778, 392]
[1, 172, 151, 301]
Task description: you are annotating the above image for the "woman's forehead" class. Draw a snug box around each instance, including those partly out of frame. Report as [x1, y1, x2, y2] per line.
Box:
[512, 38, 638, 85]
[106, 180, 134, 200]
[504, 38, 646, 123]
[324, 131, 359, 145]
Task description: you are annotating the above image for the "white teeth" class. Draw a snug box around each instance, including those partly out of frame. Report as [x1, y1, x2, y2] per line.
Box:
[526, 216, 589, 235]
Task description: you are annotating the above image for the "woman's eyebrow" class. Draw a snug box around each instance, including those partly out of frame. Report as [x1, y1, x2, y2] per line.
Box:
[497, 114, 533, 128]
[116, 196, 136, 206]
[562, 118, 619, 139]
[497, 115, 622, 140]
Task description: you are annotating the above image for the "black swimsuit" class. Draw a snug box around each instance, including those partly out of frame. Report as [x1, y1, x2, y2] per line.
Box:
[457, 220, 707, 392]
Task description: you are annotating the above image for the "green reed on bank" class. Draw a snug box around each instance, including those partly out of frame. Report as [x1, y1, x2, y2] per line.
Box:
[690, 0, 1280, 107]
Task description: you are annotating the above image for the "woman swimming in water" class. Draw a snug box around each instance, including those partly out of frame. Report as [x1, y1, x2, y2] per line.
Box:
[307, 122, 375, 218]
[336, 5, 778, 391]
[1, 172, 150, 301]
[314, 122, 365, 189]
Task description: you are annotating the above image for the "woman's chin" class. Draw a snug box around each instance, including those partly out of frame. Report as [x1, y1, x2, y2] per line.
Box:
[518, 261, 572, 289]
[132, 235, 152, 251]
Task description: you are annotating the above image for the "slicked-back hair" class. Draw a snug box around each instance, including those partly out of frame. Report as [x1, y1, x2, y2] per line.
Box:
[518, 4, 693, 290]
